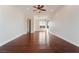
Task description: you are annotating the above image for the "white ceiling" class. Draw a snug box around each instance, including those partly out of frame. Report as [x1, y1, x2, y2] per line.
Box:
[13, 5, 65, 15]
[13, 5, 65, 20]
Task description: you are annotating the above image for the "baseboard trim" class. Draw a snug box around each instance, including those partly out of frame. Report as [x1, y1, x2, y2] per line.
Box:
[0, 32, 27, 47]
[49, 31, 79, 47]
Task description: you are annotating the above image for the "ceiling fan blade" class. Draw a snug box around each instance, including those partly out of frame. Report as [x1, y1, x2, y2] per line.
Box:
[40, 9, 46, 11]
[40, 5, 44, 8]
[33, 6, 37, 8]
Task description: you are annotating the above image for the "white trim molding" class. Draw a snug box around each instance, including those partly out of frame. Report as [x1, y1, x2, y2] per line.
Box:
[49, 31, 79, 47]
[0, 32, 27, 47]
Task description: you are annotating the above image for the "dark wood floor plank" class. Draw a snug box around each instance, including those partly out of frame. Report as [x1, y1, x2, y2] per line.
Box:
[0, 31, 79, 53]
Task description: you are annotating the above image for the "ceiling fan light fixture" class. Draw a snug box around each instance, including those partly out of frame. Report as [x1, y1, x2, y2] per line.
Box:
[33, 5, 46, 13]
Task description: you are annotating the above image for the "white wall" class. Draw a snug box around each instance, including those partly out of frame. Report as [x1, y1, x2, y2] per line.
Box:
[0, 6, 26, 46]
[50, 6, 79, 47]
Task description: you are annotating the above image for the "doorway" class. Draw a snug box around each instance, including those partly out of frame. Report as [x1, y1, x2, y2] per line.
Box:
[27, 18, 31, 33]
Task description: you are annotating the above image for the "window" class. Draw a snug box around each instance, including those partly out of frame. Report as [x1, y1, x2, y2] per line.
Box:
[39, 20, 47, 28]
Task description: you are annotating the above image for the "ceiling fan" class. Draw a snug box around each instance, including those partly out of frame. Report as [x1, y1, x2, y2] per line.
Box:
[33, 5, 46, 13]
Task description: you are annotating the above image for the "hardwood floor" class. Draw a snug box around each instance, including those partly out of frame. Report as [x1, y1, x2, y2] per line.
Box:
[0, 31, 79, 53]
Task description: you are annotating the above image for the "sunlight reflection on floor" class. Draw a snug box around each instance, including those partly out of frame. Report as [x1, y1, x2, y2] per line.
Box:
[38, 30, 49, 48]
[39, 32, 46, 44]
